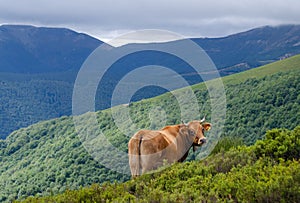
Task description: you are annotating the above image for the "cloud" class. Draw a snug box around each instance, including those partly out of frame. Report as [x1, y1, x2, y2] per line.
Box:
[0, 0, 299, 41]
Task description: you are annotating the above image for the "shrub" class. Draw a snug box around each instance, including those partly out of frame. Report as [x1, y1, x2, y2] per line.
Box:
[254, 126, 300, 161]
[210, 136, 244, 155]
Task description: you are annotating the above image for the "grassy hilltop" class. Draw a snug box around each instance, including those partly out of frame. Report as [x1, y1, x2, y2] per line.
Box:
[0, 54, 299, 202]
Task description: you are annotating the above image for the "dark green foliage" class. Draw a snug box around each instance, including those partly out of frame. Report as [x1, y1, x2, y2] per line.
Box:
[0, 115, 130, 202]
[224, 70, 300, 144]
[255, 126, 300, 161]
[18, 126, 300, 203]
[210, 136, 244, 155]
[0, 76, 74, 138]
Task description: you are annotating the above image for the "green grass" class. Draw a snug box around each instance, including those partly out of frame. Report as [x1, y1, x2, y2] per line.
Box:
[221, 54, 300, 85]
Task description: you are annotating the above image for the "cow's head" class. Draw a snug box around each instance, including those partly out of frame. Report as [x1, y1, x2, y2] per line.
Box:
[186, 117, 211, 148]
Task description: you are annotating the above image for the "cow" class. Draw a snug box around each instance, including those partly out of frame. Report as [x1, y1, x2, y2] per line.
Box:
[128, 117, 211, 177]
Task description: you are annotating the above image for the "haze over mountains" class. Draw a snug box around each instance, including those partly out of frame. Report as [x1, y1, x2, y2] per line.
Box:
[0, 24, 300, 138]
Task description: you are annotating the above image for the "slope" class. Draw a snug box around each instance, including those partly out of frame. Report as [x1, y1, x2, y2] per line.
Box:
[193, 24, 300, 72]
[0, 24, 103, 138]
[0, 55, 299, 202]
[19, 126, 300, 202]
[1, 24, 300, 139]
[0, 25, 102, 73]
[0, 74, 74, 138]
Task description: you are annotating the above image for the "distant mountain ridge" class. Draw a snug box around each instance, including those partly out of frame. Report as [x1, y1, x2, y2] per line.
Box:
[193, 24, 300, 73]
[1, 24, 300, 74]
[0, 25, 102, 73]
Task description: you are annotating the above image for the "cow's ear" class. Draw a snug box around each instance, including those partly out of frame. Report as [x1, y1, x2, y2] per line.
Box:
[202, 123, 211, 131]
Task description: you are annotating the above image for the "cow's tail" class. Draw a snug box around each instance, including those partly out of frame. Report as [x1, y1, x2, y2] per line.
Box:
[128, 133, 143, 178]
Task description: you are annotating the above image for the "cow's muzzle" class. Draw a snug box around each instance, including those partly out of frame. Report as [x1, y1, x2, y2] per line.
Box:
[198, 138, 207, 145]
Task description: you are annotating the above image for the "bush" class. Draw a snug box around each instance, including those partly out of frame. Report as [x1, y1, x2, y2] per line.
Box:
[254, 126, 300, 161]
[210, 136, 244, 155]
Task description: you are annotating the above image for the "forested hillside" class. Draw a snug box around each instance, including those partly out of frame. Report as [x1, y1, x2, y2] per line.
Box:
[19, 126, 300, 202]
[0, 75, 73, 138]
[0, 55, 299, 202]
[0, 24, 102, 138]
[1, 24, 300, 138]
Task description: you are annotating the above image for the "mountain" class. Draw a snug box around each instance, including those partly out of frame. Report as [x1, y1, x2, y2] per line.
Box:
[1, 24, 300, 139]
[0, 25, 103, 138]
[193, 24, 300, 74]
[1, 24, 300, 74]
[0, 55, 299, 202]
[0, 25, 102, 73]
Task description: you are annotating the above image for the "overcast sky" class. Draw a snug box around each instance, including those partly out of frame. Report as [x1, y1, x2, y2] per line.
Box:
[0, 0, 299, 43]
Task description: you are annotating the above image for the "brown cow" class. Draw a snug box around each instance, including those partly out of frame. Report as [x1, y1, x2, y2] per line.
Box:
[128, 118, 211, 177]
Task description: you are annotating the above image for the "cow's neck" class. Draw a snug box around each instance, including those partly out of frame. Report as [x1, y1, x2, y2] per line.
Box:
[178, 150, 190, 162]
[176, 131, 194, 162]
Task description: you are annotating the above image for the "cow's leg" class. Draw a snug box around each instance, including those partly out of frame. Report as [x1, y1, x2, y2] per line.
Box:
[140, 152, 163, 174]
[128, 134, 143, 178]
[129, 154, 140, 178]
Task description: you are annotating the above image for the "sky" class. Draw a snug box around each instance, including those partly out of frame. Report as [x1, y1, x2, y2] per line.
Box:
[0, 0, 300, 43]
